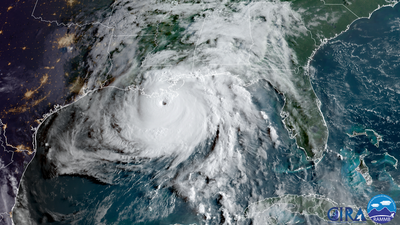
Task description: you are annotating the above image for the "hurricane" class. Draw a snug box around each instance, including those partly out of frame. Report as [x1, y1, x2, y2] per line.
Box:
[13, 0, 321, 224]
[38, 72, 264, 180]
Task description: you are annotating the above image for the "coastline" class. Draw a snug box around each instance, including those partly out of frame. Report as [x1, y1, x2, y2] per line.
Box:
[7, 0, 400, 222]
[282, 0, 400, 160]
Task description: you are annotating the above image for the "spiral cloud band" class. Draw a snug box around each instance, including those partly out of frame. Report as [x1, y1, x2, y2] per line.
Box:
[13, 0, 310, 223]
[43, 73, 259, 180]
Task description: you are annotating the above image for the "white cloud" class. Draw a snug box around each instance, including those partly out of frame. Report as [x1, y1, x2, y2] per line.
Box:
[380, 201, 392, 206]
[371, 203, 380, 207]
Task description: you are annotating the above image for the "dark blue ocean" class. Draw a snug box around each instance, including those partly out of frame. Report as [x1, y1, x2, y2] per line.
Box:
[12, 2, 400, 225]
[311, 2, 400, 218]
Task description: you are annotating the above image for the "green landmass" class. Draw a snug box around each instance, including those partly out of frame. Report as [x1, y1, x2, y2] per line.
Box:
[356, 157, 373, 185]
[347, 126, 383, 147]
[70, 0, 398, 160]
[281, 0, 397, 159]
[244, 194, 336, 219]
[244, 194, 375, 224]
[340, 148, 374, 188]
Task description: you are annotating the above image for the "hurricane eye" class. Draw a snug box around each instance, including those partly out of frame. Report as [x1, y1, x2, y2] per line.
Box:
[162, 101, 167, 105]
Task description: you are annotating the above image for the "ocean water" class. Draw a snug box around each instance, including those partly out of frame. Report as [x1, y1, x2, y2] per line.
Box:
[310, 1, 400, 216]
[12, 1, 400, 225]
[14, 80, 315, 224]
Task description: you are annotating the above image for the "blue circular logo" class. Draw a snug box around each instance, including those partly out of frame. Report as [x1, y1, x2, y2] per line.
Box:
[327, 207, 340, 221]
[367, 194, 396, 224]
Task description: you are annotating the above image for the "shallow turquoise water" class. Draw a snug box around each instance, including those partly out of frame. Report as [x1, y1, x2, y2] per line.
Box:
[311, 2, 400, 218]
[13, 2, 400, 225]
